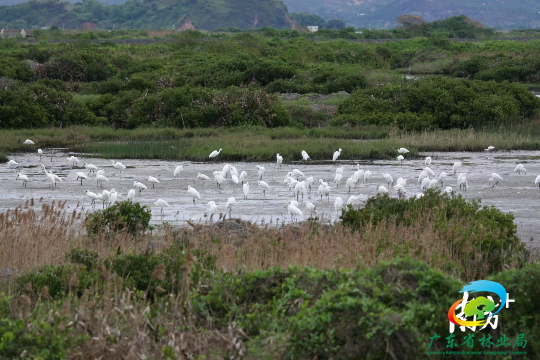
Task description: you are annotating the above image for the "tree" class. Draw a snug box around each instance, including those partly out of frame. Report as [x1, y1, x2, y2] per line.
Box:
[326, 19, 346, 30]
[290, 12, 326, 28]
[396, 15, 426, 32]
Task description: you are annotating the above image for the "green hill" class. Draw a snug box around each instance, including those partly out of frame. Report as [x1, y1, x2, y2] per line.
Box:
[0, 0, 296, 30]
[283, 0, 540, 29]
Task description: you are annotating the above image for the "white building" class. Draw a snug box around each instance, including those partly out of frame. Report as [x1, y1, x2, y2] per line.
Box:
[307, 26, 319, 32]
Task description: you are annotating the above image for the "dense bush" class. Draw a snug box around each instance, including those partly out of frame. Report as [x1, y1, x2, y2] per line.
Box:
[340, 190, 527, 276]
[85, 200, 151, 236]
[335, 77, 539, 130]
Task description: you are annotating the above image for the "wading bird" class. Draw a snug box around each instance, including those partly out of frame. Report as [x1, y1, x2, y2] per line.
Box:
[16, 173, 29, 187]
[68, 156, 79, 166]
[397, 155, 404, 166]
[209, 148, 222, 159]
[489, 173, 503, 187]
[258, 180, 270, 197]
[24, 139, 34, 145]
[134, 181, 147, 195]
[301, 150, 310, 161]
[148, 176, 160, 188]
[332, 148, 342, 161]
[174, 165, 183, 179]
[243, 182, 250, 201]
[154, 199, 170, 215]
[188, 185, 201, 205]
[84, 163, 98, 174]
[111, 160, 126, 179]
[276, 154, 283, 171]
[75, 172, 88, 185]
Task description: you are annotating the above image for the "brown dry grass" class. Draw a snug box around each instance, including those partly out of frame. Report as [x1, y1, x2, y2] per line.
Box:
[0, 200, 519, 281]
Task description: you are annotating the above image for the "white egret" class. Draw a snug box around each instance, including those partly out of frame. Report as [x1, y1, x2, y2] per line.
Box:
[421, 178, 431, 192]
[24, 139, 34, 145]
[197, 172, 210, 181]
[174, 165, 184, 179]
[38, 149, 43, 160]
[377, 185, 388, 194]
[444, 186, 453, 195]
[437, 172, 448, 186]
[239, 171, 248, 185]
[258, 180, 270, 197]
[67, 156, 79, 166]
[85, 190, 100, 207]
[397, 148, 409, 154]
[323, 185, 331, 202]
[396, 177, 407, 187]
[292, 169, 304, 179]
[294, 181, 307, 201]
[225, 197, 236, 217]
[75, 172, 88, 185]
[243, 182, 250, 201]
[428, 179, 439, 189]
[301, 150, 310, 161]
[84, 163, 98, 174]
[8, 159, 18, 167]
[230, 166, 238, 178]
[209, 149, 222, 159]
[397, 155, 404, 166]
[96, 174, 109, 188]
[334, 197, 343, 213]
[418, 170, 429, 184]
[148, 176, 160, 188]
[334, 173, 342, 188]
[484, 146, 496, 152]
[223, 164, 231, 178]
[277, 154, 283, 171]
[346, 176, 355, 192]
[535, 175, 540, 188]
[305, 201, 317, 216]
[452, 161, 462, 175]
[213, 171, 225, 188]
[111, 160, 126, 179]
[110, 189, 118, 204]
[425, 156, 432, 166]
[154, 199, 170, 215]
[514, 164, 526, 175]
[206, 201, 218, 220]
[383, 173, 393, 187]
[457, 173, 468, 191]
[188, 185, 201, 205]
[16, 173, 29, 187]
[488, 173, 503, 187]
[256, 165, 265, 180]
[127, 189, 136, 200]
[288, 202, 303, 220]
[364, 170, 372, 184]
[101, 190, 111, 208]
[232, 174, 239, 185]
[347, 195, 362, 205]
[332, 148, 342, 161]
[134, 181, 147, 195]
[423, 167, 435, 177]
[394, 185, 407, 199]
[305, 176, 315, 192]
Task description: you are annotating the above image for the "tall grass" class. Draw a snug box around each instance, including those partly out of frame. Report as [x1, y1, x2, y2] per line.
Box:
[2, 122, 540, 161]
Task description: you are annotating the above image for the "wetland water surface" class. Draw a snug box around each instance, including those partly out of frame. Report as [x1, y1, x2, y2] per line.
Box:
[2, 151, 540, 247]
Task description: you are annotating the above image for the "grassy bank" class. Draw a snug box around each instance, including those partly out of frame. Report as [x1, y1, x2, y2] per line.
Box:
[0, 195, 538, 359]
[3, 122, 540, 163]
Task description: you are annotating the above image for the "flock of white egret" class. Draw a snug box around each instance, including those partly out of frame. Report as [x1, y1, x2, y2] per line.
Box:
[5, 139, 540, 222]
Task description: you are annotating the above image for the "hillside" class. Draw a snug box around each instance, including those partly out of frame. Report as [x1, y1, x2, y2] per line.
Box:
[283, 0, 540, 29]
[0, 0, 296, 30]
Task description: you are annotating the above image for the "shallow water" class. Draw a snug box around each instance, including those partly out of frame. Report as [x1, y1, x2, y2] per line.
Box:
[2, 150, 540, 247]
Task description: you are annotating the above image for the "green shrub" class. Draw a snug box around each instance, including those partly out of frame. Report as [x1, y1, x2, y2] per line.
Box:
[335, 77, 539, 130]
[85, 200, 151, 236]
[340, 190, 528, 277]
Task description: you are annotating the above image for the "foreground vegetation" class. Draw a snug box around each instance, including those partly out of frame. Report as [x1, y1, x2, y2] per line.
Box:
[0, 192, 537, 358]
